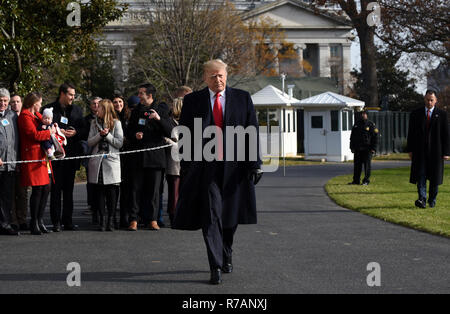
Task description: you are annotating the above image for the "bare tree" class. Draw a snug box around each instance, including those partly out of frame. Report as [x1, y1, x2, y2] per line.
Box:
[377, 0, 449, 62]
[127, 0, 293, 99]
[309, 0, 379, 107]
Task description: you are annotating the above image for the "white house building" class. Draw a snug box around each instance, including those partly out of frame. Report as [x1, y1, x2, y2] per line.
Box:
[101, 0, 354, 92]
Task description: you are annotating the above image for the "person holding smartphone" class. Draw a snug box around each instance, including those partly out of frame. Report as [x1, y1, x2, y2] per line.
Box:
[42, 83, 86, 232]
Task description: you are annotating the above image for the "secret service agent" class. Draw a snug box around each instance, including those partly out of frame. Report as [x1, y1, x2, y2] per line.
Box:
[349, 111, 379, 185]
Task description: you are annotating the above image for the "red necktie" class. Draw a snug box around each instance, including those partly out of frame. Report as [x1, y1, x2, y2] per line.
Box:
[427, 109, 431, 130]
[213, 93, 223, 160]
[213, 93, 223, 129]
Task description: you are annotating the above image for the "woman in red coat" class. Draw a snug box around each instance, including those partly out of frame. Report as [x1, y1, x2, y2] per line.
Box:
[18, 92, 56, 235]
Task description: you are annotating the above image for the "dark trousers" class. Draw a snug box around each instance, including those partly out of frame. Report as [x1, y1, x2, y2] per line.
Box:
[202, 179, 237, 270]
[95, 184, 119, 217]
[157, 169, 165, 224]
[12, 171, 28, 226]
[118, 156, 131, 226]
[166, 175, 180, 223]
[50, 161, 77, 227]
[0, 171, 15, 229]
[129, 167, 162, 223]
[353, 150, 372, 184]
[417, 156, 439, 203]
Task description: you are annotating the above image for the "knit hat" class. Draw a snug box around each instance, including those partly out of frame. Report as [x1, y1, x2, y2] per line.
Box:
[42, 107, 54, 119]
[127, 95, 140, 110]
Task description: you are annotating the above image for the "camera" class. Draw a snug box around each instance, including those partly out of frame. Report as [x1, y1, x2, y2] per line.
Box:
[98, 139, 109, 153]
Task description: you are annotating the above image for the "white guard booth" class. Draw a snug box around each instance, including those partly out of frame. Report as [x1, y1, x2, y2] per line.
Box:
[299, 92, 365, 162]
[251, 85, 301, 157]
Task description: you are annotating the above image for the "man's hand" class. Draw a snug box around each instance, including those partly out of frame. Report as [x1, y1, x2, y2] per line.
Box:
[444, 156, 450, 161]
[147, 109, 160, 121]
[64, 128, 77, 138]
[136, 132, 144, 140]
[409, 152, 412, 160]
[248, 168, 263, 185]
[0, 158, 3, 166]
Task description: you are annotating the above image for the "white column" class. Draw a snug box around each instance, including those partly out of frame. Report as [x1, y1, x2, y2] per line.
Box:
[318, 43, 331, 78]
[342, 43, 352, 94]
[294, 43, 306, 76]
[269, 44, 281, 76]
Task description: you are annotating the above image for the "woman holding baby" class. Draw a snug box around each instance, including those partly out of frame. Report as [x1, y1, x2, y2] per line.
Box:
[18, 92, 57, 235]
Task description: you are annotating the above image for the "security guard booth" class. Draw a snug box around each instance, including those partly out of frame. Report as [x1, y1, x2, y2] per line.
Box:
[251, 85, 302, 157]
[298, 92, 365, 162]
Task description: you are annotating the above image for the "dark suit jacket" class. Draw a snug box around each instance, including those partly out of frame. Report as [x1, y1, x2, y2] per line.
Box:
[173, 86, 261, 230]
[407, 106, 450, 185]
[127, 101, 173, 169]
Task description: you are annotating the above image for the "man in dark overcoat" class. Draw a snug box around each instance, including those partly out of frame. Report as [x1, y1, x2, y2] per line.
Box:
[407, 90, 450, 208]
[173, 59, 263, 284]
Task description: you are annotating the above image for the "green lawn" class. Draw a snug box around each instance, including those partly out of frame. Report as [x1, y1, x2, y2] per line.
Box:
[325, 165, 450, 238]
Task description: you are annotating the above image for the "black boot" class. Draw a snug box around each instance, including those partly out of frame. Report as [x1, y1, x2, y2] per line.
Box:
[106, 215, 114, 232]
[30, 219, 42, 235]
[29, 205, 42, 235]
[113, 214, 119, 230]
[92, 209, 99, 225]
[38, 203, 52, 234]
[98, 215, 106, 232]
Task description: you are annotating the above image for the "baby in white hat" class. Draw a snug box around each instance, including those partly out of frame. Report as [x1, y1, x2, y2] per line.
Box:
[41, 108, 57, 159]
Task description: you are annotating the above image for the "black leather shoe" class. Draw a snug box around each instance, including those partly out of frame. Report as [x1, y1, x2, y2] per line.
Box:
[428, 201, 436, 208]
[0, 227, 20, 236]
[209, 268, 222, 285]
[52, 224, 62, 232]
[19, 223, 29, 231]
[222, 257, 233, 273]
[415, 199, 426, 209]
[38, 221, 52, 234]
[63, 224, 79, 231]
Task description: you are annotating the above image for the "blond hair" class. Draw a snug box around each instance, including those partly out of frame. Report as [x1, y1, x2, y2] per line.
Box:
[98, 99, 118, 131]
[203, 59, 228, 74]
[171, 97, 184, 121]
[174, 86, 193, 98]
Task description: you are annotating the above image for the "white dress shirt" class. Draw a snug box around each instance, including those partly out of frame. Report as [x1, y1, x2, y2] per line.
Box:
[425, 106, 435, 117]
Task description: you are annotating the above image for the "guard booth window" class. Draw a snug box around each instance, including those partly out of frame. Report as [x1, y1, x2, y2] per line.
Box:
[341, 110, 353, 131]
[311, 116, 323, 128]
[342, 111, 348, 131]
[331, 110, 339, 131]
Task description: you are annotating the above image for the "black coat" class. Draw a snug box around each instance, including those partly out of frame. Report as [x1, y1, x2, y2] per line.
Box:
[43, 101, 86, 170]
[173, 87, 261, 230]
[127, 101, 173, 169]
[350, 119, 379, 152]
[407, 106, 450, 185]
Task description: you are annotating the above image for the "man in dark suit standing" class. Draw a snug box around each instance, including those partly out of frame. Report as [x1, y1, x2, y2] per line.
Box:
[407, 90, 450, 208]
[126, 83, 173, 231]
[43, 83, 86, 231]
[173, 59, 263, 284]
